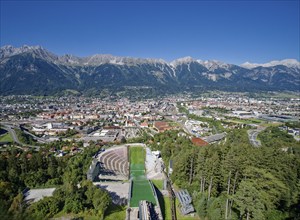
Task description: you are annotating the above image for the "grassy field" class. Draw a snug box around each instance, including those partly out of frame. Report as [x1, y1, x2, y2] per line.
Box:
[225, 117, 264, 125]
[129, 146, 156, 207]
[130, 147, 145, 179]
[130, 146, 145, 165]
[0, 133, 13, 142]
[152, 179, 164, 190]
[104, 204, 126, 220]
[130, 178, 156, 207]
[53, 201, 126, 220]
[53, 210, 99, 220]
[163, 196, 172, 220]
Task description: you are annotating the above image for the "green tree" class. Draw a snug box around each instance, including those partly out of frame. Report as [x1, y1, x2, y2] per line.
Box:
[233, 180, 265, 220]
[92, 188, 111, 218]
[8, 193, 25, 218]
[206, 195, 228, 220]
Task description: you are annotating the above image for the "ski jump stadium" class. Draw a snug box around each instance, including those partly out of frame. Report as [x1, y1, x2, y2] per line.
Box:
[87, 143, 164, 220]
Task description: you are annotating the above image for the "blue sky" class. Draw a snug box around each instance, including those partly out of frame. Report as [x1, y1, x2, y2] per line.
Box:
[0, 0, 299, 64]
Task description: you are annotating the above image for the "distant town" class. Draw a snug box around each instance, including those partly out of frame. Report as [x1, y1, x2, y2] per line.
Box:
[0, 92, 299, 220]
[1, 93, 299, 151]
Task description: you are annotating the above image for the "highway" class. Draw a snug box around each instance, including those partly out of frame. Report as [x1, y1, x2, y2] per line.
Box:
[1, 123, 40, 150]
[20, 126, 48, 143]
[1, 124, 23, 145]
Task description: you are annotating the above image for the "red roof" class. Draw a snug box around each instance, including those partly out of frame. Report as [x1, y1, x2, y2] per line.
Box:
[103, 126, 121, 129]
[154, 121, 172, 132]
[191, 137, 209, 147]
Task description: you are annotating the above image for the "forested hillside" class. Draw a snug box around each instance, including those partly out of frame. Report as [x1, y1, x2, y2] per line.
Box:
[0, 145, 111, 220]
[149, 129, 300, 219]
[1, 126, 299, 219]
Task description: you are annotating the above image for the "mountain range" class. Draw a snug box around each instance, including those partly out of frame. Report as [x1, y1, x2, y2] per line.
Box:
[0, 45, 299, 96]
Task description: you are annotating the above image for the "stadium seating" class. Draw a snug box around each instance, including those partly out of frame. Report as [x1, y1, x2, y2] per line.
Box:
[98, 147, 129, 179]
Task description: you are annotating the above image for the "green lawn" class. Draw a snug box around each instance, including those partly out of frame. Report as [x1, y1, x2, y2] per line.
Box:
[104, 204, 126, 220]
[130, 178, 156, 207]
[163, 196, 172, 220]
[0, 133, 13, 142]
[130, 146, 145, 179]
[129, 146, 156, 207]
[225, 118, 264, 125]
[130, 164, 145, 179]
[53, 210, 99, 220]
[152, 179, 164, 190]
[130, 146, 145, 165]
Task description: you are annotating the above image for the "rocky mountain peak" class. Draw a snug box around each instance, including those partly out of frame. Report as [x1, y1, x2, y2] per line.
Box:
[241, 59, 300, 69]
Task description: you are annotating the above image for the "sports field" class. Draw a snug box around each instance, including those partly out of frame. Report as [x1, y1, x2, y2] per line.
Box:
[129, 146, 156, 207]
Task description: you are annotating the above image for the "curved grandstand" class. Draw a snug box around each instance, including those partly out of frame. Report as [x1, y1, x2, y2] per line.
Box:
[98, 146, 129, 181]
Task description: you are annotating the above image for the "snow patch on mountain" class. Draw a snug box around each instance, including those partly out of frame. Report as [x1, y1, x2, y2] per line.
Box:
[170, 56, 194, 67]
[1, 45, 299, 73]
[241, 59, 300, 69]
[0, 45, 58, 62]
[197, 60, 231, 71]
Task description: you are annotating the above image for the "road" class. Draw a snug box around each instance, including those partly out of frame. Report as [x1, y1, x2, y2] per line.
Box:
[2, 124, 23, 145]
[20, 126, 48, 143]
[247, 127, 266, 147]
[1, 123, 40, 150]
